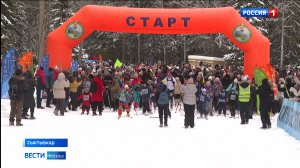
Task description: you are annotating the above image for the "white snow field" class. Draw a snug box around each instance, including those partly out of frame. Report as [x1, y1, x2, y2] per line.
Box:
[1, 99, 300, 168]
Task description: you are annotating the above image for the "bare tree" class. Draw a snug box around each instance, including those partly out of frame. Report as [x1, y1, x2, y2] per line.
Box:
[38, 0, 46, 64]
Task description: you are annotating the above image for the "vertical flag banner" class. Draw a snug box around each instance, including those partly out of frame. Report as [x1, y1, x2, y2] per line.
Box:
[72, 60, 78, 72]
[99, 55, 103, 63]
[254, 67, 268, 115]
[18, 52, 33, 72]
[114, 58, 123, 68]
[41, 55, 49, 77]
[1, 48, 16, 99]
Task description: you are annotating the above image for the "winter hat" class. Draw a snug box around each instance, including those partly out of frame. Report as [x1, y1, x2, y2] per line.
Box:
[208, 76, 212, 81]
[15, 68, 22, 76]
[242, 75, 248, 81]
[187, 78, 194, 84]
[279, 78, 285, 83]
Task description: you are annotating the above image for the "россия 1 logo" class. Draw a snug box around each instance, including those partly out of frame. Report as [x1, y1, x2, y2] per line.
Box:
[240, 8, 278, 18]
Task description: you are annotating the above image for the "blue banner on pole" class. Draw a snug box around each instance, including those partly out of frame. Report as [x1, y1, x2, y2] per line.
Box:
[72, 60, 78, 72]
[1, 48, 15, 99]
[41, 55, 49, 76]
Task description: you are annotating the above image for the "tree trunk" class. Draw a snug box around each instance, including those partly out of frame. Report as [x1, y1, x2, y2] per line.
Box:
[183, 35, 186, 63]
[122, 33, 125, 64]
[138, 34, 140, 64]
[38, 0, 46, 65]
[280, 0, 286, 68]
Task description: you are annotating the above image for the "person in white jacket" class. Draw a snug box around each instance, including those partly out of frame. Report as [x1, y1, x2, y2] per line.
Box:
[181, 77, 197, 128]
[53, 72, 70, 116]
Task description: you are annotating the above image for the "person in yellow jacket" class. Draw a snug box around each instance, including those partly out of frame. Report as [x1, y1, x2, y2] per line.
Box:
[237, 76, 255, 125]
[69, 77, 82, 111]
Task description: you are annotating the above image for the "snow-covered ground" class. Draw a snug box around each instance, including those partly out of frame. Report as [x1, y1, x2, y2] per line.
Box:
[1, 99, 300, 168]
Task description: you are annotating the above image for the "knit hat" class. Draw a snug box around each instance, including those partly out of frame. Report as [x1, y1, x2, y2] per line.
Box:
[242, 75, 248, 81]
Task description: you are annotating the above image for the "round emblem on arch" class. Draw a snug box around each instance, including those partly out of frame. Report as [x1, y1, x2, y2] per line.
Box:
[233, 24, 251, 43]
[66, 22, 84, 40]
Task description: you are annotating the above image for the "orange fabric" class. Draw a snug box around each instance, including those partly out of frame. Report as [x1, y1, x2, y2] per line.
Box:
[118, 103, 130, 116]
[99, 55, 103, 63]
[47, 6, 271, 79]
[18, 52, 33, 72]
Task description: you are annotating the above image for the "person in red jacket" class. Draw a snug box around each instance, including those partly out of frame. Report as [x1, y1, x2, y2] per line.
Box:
[91, 73, 104, 116]
[78, 90, 92, 115]
[35, 66, 46, 109]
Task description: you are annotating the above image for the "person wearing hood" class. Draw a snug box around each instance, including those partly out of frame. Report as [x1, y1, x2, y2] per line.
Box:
[35, 66, 46, 109]
[181, 78, 197, 128]
[155, 82, 170, 127]
[237, 76, 255, 125]
[53, 72, 70, 116]
[8, 68, 26, 126]
[22, 70, 37, 119]
[258, 79, 273, 129]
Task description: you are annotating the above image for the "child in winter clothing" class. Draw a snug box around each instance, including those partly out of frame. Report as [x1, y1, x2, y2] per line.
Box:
[140, 81, 151, 115]
[78, 90, 92, 115]
[218, 89, 227, 116]
[198, 88, 209, 119]
[205, 81, 214, 116]
[69, 77, 82, 111]
[228, 89, 238, 118]
[117, 87, 131, 119]
[174, 77, 182, 111]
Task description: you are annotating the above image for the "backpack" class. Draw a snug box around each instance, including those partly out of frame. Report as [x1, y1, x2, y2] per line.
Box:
[9, 83, 19, 99]
[90, 81, 98, 93]
[158, 91, 169, 105]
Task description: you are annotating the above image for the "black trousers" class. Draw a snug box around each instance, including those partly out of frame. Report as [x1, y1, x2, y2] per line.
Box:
[70, 92, 78, 110]
[36, 88, 43, 108]
[229, 103, 237, 117]
[260, 107, 271, 127]
[142, 101, 150, 113]
[54, 99, 65, 115]
[22, 107, 34, 117]
[218, 102, 226, 115]
[91, 101, 103, 114]
[184, 104, 195, 127]
[239, 102, 251, 123]
[46, 88, 53, 107]
[158, 104, 168, 124]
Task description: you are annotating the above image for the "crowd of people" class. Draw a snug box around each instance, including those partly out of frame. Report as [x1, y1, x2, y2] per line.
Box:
[8, 61, 300, 128]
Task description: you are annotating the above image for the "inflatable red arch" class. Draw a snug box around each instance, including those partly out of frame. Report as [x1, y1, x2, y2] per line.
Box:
[47, 5, 271, 79]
